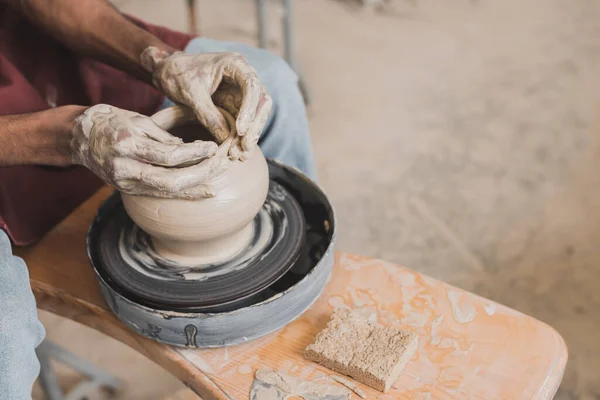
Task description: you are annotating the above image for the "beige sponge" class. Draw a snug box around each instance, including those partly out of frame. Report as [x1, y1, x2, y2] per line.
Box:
[305, 309, 418, 392]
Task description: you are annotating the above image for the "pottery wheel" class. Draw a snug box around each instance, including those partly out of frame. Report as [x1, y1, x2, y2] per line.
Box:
[90, 180, 305, 311]
[88, 160, 336, 348]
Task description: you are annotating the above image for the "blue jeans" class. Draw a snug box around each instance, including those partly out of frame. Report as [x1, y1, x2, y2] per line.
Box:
[0, 38, 315, 399]
[0, 231, 45, 399]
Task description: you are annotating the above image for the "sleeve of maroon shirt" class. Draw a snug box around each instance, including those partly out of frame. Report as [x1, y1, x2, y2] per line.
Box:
[0, 8, 195, 245]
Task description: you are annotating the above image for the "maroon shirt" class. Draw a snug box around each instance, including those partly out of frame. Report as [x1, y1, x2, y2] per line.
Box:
[0, 6, 194, 245]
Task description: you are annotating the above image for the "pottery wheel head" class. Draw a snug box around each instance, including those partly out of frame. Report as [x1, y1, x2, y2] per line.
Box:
[94, 180, 306, 311]
[87, 160, 336, 347]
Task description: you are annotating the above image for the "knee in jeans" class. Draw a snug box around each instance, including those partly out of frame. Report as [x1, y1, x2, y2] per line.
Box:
[0, 229, 11, 255]
[244, 48, 299, 101]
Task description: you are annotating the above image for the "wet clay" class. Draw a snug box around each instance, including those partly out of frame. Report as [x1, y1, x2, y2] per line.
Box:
[72, 104, 219, 199]
[122, 106, 269, 267]
[250, 368, 366, 400]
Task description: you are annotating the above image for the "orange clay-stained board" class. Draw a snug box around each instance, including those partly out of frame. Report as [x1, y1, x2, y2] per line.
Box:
[16, 187, 567, 399]
[173, 253, 567, 399]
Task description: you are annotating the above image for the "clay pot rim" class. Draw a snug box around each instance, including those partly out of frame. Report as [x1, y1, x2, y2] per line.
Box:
[151, 105, 236, 148]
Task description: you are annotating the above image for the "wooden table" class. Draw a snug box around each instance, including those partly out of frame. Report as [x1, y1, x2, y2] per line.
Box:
[16, 187, 567, 399]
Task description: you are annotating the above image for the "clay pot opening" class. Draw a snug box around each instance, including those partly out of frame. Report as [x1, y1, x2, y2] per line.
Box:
[151, 106, 227, 144]
[168, 120, 215, 144]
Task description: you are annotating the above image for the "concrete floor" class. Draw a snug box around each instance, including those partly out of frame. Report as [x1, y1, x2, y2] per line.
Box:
[35, 0, 600, 398]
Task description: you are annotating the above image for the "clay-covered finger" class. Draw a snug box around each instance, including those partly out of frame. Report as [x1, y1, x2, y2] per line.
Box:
[222, 58, 263, 136]
[239, 150, 251, 161]
[227, 135, 243, 160]
[112, 160, 178, 192]
[191, 91, 230, 143]
[117, 156, 229, 193]
[236, 76, 263, 136]
[116, 180, 215, 199]
[117, 136, 217, 167]
[135, 117, 183, 145]
[241, 135, 253, 153]
[176, 184, 216, 199]
[241, 90, 272, 152]
[175, 155, 230, 188]
[228, 141, 242, 160]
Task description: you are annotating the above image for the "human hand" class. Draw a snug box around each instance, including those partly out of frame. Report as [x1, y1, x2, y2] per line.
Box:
[71, 104, 228, 199]
[141, 47, 272, 159]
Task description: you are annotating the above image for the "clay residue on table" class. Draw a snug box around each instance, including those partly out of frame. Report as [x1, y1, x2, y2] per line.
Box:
[447, 290, 477, 324]
[250, 368, 366, 400]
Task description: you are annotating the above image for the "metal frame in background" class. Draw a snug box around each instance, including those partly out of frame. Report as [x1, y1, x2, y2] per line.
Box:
[36, 341, 121, 400]
[188, 0, 312, 105]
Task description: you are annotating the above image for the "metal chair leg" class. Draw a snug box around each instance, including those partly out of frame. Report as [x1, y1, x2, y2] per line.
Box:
[187, 0, 199, 35]
[255, 0, 311, 105]
[36, 340, 121, 400]
[257, 0, 268, 48]
[282, 0, 296, 71]
[281, 0, 311, 105]
[37, 347, 64, 400]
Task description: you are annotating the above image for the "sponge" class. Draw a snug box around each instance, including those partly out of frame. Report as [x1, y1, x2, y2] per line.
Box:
[305, 309, 418, 392]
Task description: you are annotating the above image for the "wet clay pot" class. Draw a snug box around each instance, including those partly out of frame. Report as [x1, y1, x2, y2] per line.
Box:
[121, 106, 269, 266]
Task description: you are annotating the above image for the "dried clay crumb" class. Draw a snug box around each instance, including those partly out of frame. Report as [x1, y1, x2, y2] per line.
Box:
[251, 368, 353, 400]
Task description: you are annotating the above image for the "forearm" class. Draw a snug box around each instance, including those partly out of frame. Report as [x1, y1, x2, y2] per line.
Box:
[4, 0, 175, 83]
[0, 106, 85, 166]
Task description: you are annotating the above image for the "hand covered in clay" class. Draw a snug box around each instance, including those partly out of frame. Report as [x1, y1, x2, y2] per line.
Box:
[141, 47, 272, 159]
[71, 104, 228, 199]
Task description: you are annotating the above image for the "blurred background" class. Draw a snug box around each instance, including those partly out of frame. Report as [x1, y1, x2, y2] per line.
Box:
[36, 0, 600, 398]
